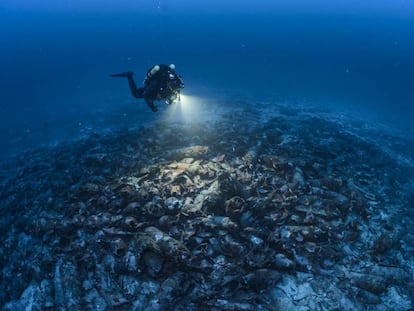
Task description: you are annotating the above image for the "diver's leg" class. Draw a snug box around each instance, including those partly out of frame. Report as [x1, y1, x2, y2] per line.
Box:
[111, 72, 144, 98]
[127, 79, 144, 98]
[142, 80, 158, 98]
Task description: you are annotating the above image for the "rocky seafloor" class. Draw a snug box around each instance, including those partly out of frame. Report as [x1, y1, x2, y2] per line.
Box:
[1, 100, 414, 310]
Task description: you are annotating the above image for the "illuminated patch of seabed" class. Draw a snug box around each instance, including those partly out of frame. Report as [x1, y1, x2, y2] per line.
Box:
[159, 93, 228, 126]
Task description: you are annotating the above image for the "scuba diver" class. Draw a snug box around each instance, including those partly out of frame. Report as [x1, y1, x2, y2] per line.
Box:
[111, 64, 184, 112]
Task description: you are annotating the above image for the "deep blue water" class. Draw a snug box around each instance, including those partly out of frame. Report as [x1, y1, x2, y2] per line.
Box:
[1, 0, 414, 159]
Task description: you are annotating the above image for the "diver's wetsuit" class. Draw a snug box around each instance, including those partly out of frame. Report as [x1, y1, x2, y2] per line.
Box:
[111, 64, 184, 112]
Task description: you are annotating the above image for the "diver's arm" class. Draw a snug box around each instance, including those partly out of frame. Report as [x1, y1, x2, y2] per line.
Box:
[142, 81, 159, 112]
[144, 98, 158, 112]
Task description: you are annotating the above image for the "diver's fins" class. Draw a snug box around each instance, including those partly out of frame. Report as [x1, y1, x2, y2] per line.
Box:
[110, 71, 133, 78]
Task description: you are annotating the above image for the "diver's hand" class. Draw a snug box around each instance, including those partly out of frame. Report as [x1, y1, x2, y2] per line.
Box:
[145, 100, 158, 112]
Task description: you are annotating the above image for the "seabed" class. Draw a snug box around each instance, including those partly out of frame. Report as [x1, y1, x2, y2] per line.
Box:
[1, 98, 413, 310]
